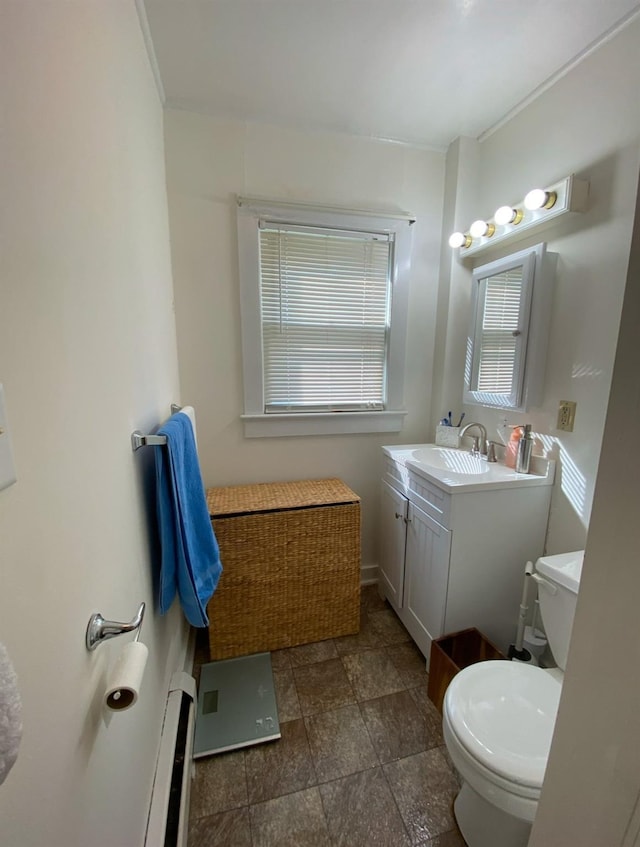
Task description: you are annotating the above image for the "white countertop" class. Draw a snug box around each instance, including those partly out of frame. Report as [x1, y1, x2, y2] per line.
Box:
[383, 444, 556, 494]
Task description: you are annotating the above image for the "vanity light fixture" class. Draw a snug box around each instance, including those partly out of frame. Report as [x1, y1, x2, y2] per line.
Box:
[448, 231, 472, 249]
[451, 174, 589, 258]
[469, 219, 495, 238]
[494, 205, 524, 226]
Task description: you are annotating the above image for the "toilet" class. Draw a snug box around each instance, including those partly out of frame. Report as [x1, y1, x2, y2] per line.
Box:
[442, 550, 584, 847]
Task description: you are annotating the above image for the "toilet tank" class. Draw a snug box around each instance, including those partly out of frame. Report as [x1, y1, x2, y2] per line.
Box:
[535, 551, 584, 671]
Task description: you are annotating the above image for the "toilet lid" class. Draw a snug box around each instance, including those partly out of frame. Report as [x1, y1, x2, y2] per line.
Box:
[446, 661, 561, 788]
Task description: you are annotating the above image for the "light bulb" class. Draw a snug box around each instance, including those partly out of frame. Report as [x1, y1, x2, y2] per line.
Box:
[494, 205, 523, 226]
[524, 188, 557, 211]
[448, 231, 471, 249]
[469, 219, 495, 238]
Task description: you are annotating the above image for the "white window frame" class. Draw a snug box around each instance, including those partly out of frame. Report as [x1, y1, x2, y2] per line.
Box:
[236, 197, 412, 437]
[464, 242, 557, 412]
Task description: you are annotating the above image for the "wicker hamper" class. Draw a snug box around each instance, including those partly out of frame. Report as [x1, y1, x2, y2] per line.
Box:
[206, 478, 361, 659]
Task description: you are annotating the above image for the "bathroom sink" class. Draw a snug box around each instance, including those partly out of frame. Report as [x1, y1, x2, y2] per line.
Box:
[410, 447, 489, 475]
[382, 443, 556, 493]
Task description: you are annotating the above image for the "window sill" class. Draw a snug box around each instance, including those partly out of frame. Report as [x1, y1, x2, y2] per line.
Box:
[241, 410, 408, 438]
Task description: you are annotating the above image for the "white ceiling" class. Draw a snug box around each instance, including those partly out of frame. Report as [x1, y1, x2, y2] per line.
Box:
[142, 0, 640, 149]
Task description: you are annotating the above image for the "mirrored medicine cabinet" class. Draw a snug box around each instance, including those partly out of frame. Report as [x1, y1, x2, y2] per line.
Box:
[464, 242, 557, 412]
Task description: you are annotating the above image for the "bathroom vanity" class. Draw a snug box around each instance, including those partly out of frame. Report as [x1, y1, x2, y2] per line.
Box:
[379, 445, 555, 665]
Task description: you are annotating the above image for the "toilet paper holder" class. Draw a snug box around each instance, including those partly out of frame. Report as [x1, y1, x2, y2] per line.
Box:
[86, 602, 145, 651]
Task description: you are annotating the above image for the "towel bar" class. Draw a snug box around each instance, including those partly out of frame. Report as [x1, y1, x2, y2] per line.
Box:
[131, 432, 167, 450]
[131, 404, 182, 451]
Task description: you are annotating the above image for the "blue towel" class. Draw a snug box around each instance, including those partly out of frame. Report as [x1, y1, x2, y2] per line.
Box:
[154, 412, 222, 627]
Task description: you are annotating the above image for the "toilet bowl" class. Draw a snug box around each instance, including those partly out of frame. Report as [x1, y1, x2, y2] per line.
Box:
[442, 550, 584, 847]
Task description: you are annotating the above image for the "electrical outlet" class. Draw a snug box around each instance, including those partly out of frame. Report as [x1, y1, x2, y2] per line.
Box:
[557, 400, 577, 432]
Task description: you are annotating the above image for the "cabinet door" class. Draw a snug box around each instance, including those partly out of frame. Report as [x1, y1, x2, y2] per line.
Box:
[403, 501, 452, 662]
[378, 480, 408, 610]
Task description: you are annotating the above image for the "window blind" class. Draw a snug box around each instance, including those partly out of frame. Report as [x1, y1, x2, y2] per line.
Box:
[476, 267, 524, 394]
[259, 223, 393, 413]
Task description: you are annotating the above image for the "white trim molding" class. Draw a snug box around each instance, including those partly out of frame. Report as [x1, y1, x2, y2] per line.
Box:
[241, 410, 407, 438]
[360, 563, 379, 586]
[237, 197, 413, 438]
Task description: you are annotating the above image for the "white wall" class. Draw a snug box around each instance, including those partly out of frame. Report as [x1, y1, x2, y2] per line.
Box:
[0, 4, 185, 846]
[435, 18, 640, 554]
[529, 162, 640, 847]
[164, 112, 445, 569]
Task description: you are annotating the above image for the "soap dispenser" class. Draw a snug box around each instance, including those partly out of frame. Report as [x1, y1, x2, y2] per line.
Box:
[505, 426, 523, 469]
[515, 424, 534, 474]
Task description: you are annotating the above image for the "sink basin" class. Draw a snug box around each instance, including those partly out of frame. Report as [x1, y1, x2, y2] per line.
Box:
[410, 447, 489, 475]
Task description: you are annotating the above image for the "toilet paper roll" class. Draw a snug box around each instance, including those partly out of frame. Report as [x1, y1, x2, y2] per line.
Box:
[104, 641, 149, 711]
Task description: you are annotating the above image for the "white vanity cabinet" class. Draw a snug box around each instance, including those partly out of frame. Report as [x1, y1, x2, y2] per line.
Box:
[379, 445, 555, 665]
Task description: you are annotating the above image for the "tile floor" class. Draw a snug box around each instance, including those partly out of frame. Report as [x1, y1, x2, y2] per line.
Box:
[188, 585, 466, 847]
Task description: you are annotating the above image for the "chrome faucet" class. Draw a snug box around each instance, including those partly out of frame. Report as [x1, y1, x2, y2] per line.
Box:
[459, 422, 488, 456]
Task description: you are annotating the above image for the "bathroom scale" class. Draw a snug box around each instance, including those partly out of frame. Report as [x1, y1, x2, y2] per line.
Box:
[193, 651, 280, 758]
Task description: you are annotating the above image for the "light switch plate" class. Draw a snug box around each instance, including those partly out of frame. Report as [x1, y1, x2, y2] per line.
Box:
[0, 384, 17, 490]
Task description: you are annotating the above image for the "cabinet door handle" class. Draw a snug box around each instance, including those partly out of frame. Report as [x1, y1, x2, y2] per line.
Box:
[395, 512, 403, 520]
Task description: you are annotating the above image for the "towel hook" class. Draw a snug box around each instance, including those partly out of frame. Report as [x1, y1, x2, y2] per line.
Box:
[86, 602, 145, 651]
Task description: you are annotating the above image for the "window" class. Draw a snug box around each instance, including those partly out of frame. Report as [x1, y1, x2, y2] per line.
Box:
[237, 198, 412, 437]
[464, 242, 557, 412]
[260, 224, 391, 413]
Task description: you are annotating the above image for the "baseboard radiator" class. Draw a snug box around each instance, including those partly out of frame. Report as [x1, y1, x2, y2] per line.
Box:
[145, 671, 197, 847]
